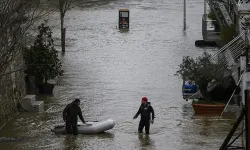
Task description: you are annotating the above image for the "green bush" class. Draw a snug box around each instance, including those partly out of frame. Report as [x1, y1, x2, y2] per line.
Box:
[175, 52, 230, 102]
[24, 22, 63, 84]
[207, 11, 216, 21]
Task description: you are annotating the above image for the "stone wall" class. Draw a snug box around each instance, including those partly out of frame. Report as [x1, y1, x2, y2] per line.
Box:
[0, 50, 26, 129]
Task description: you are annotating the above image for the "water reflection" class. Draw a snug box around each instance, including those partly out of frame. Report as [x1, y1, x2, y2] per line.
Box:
[63, 135, 80, 150]
[138, 134, 155, 149]
[61, 132, 114, 150]
[97, 132, 114, 139]
[0, 0, 228, 149]
[75, 0, 117, 8]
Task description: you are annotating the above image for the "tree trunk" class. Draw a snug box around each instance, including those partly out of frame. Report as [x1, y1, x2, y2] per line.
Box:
[62, 28, 66, 52]
[198, 82, 213, 102]
[60, 12, 66, 52]
[200, 89, 213, 102]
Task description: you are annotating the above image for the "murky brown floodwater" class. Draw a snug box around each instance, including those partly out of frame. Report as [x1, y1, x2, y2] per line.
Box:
[0, 0, 243, 149]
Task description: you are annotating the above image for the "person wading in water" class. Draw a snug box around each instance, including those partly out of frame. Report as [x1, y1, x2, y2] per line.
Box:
[63, 99, 86, 135]
[133, 97, 155, 134]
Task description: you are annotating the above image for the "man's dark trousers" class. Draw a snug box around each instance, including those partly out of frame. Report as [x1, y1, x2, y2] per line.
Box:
[138, 119, 150, 134]
[66, 121, 78, 135]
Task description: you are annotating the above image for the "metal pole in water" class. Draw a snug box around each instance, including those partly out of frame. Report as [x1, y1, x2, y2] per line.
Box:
[183, 0, 186, 31]
[204, 0, 206, 16]
[204, 0, 206, 38]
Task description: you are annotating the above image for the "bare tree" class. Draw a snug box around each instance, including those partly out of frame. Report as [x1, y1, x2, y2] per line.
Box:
[0, 0, 49, 75]
[49, 0, 77, 53]
[0, 0, 51, 123]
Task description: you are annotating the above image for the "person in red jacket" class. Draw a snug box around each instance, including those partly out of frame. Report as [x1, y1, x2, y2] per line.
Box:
[63, 99, 86, 135]
[133, 97, 155, 134]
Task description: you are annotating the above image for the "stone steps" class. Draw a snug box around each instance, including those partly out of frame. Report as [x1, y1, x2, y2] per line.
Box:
[20, 95, 44, 112]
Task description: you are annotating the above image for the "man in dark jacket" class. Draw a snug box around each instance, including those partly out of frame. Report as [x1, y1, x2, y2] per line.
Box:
[133, 97, 155, 134]
[63, 99, 86, 135]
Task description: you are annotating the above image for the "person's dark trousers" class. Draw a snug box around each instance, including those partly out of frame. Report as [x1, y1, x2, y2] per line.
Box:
[66, 121, 78, 135]
[72, 123, 78, 135]
[138, 119, 150, 134]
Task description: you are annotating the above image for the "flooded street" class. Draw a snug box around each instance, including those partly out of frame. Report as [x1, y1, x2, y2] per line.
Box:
[0, 0, 241, 149]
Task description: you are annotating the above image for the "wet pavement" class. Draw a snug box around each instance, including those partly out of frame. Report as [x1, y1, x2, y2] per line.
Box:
[0, 0, 242, 149]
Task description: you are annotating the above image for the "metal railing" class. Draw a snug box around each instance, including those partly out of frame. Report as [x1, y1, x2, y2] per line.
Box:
[186, 31, 246, 99]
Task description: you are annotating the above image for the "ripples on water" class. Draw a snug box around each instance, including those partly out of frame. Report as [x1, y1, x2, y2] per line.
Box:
[0, 0, 242, 149]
